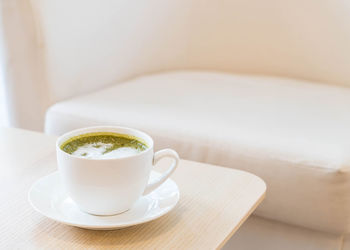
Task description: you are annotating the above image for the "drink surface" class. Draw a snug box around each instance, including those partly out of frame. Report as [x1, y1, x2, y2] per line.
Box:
[60, 132, 148, 159]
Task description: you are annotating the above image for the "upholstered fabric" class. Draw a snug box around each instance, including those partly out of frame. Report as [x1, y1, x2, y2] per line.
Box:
[224, 216, 344, 250]
[46, 71, 350, 233]
[3, 0, 350, 130]
[31, 0, 350, 102]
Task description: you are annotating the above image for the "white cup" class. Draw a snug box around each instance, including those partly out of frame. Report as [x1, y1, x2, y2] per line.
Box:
[56, 126, 179, 216]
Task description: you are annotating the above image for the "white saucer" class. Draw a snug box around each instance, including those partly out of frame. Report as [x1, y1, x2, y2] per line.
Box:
[28, 171, 180, 230]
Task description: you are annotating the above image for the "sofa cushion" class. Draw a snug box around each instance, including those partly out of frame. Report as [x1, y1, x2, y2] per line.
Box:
[45, 71, 350, 233]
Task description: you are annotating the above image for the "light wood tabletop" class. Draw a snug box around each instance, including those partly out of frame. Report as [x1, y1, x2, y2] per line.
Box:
[0, 127, 266, 249]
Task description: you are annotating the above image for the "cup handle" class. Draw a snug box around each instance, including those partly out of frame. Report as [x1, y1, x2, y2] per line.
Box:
[143, 149, 179, 195]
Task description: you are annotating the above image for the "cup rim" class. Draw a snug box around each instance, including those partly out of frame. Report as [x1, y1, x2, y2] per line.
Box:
[56, 126, 154, 161]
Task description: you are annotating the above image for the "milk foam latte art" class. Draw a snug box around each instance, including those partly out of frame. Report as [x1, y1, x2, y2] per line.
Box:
[60, 132, 148, 159]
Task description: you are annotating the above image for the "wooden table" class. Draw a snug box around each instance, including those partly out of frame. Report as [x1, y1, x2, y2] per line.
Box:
[0, 127, 266, 249]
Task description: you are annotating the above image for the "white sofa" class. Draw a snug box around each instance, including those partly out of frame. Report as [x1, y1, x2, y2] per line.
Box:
[2, 1, 350, 249]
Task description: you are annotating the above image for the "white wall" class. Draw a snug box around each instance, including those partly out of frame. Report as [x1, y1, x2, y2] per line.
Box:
[0, 2, 8, 127]
[0, 52, 8, 127]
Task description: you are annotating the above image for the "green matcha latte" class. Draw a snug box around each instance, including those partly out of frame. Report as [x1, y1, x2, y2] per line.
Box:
[61, 132, 148, 159]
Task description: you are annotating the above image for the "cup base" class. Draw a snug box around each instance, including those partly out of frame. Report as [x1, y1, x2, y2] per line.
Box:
[78, 206, 130, 216]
